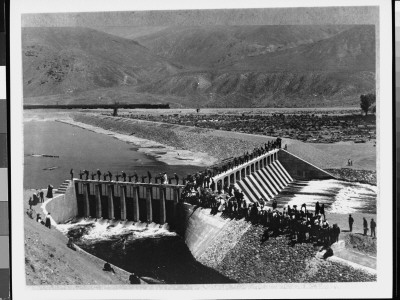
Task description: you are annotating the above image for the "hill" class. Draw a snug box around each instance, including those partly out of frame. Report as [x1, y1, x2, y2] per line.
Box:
[135, 25, 352, 69]
[136, 25, 375, 107]
[24, 190, 130, 285]
[22, 27, 183, 98]
[22, 25, 375, 107]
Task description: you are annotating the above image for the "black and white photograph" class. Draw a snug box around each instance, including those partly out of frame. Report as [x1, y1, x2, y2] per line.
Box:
[10, 0, 393, 299]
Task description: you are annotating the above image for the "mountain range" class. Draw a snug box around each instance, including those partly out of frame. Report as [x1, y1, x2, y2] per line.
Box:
[22, 25, 376, 107]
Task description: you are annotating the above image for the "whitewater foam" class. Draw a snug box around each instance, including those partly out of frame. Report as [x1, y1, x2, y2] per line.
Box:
[57, 218, 177, 241]
[282, 179, 376, 214]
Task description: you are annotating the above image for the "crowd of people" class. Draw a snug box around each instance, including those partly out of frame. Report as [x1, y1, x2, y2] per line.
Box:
[71, 139, 281, 192]
[181, 184, 340, 246]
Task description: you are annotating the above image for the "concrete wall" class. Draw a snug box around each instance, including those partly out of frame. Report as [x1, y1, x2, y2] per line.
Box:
[44, 182, 78, 224]
[278, 149, 335, 180]
[177, 204, 250, 268]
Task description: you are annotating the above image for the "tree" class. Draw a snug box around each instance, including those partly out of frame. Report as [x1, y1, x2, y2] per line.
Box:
[360, 93, 376, 116]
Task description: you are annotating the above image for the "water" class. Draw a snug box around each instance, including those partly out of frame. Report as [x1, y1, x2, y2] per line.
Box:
[274, 179, 377, 214]
[24, 120, 204, 189]
[58, 219, 234, 284]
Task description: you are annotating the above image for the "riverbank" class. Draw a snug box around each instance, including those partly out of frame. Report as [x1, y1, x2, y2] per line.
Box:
[71, 112, 375, 171]
[325, 168, 376, 185]
[24, 189, 131, 285]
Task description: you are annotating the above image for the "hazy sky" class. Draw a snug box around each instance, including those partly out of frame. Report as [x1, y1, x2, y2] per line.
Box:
[21, 6, 378, 28]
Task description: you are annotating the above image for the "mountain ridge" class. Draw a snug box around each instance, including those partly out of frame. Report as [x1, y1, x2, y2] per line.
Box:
[22, 25, 375, 107]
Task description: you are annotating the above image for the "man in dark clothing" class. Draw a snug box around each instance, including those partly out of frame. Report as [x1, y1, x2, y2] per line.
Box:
[70, 169, 74, 180]
[129, 273, 141, 284]
[210, 179, 215, 191]
[174, 173, 179, 185]
[84, 170, 89, 180]
[122, 171, 126, 182]
[108, 171, 113, 181]
[103, 262, 115, 274]
[363, 217, 368, 236]
[315, 201, 320, 216]
[272, 199, 277, 210]
[349, 214, 354, 232]
[147, 171, 152, 183]
[45, 213, 51, 229]
[370, 218, 376, 238]
[320, 204, 326, 220]
[97, 169, 102, 180]
[332, 224, 340, 243]
[46, 185, 53, 199]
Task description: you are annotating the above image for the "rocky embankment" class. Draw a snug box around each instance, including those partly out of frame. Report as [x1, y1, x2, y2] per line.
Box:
[71, 112, 346, 169]
[24, 190, 129, 285]
[72, 113, 273, 162]
[325, 168, 376, 185]
[208, 225, 376, 283]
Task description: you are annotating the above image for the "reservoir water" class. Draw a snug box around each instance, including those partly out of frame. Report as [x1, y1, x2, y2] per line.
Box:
[24, 120, 205, 189]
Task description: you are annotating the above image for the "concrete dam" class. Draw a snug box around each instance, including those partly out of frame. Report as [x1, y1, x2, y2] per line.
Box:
[45, 149, 334, 265]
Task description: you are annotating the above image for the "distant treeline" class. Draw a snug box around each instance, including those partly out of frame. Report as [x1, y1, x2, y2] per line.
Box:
[23, 103, 170, 109]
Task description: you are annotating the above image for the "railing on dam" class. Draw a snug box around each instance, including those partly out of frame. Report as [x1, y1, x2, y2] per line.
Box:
[74, 179, 184, 225]
[211, 149, 280, 192]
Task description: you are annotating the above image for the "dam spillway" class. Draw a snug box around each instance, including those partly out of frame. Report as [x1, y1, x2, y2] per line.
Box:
[74, 181, 183, 225]
[46, 148, 334, 224]
[48, 148, 336, 227]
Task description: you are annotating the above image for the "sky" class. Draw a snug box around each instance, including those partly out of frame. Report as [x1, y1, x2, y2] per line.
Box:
[21, 6, 378, 28]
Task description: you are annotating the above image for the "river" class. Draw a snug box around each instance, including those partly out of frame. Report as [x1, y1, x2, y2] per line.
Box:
[24, 120, 205, 189]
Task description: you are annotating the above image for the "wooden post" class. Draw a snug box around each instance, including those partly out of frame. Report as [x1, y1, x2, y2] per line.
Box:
[107, 185, 114, 220]
[132, 186, 140, 222]
[95, 184, 102, 219]
[146, 187, 153, 223]
[159, 187, 166, 225]
[120, 185, 127, 221]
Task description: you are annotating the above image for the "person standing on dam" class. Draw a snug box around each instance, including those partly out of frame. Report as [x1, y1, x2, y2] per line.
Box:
[370, 218, 376, 238]
[108, 171, 113, 181]
[70, 168, 74, 180]
[45, 213, 51, 229]
[46, 184, 53, 199]
[162, 172, 168, 184]
[147, 171, 152, 183]
[174, 173, 179, 185]
[97, 169, 102, 180]
[363, 217, 368, 236]
[122, 171, 126, 182]
[115, 173, 121, 181]
[348, 214, 354, 232]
